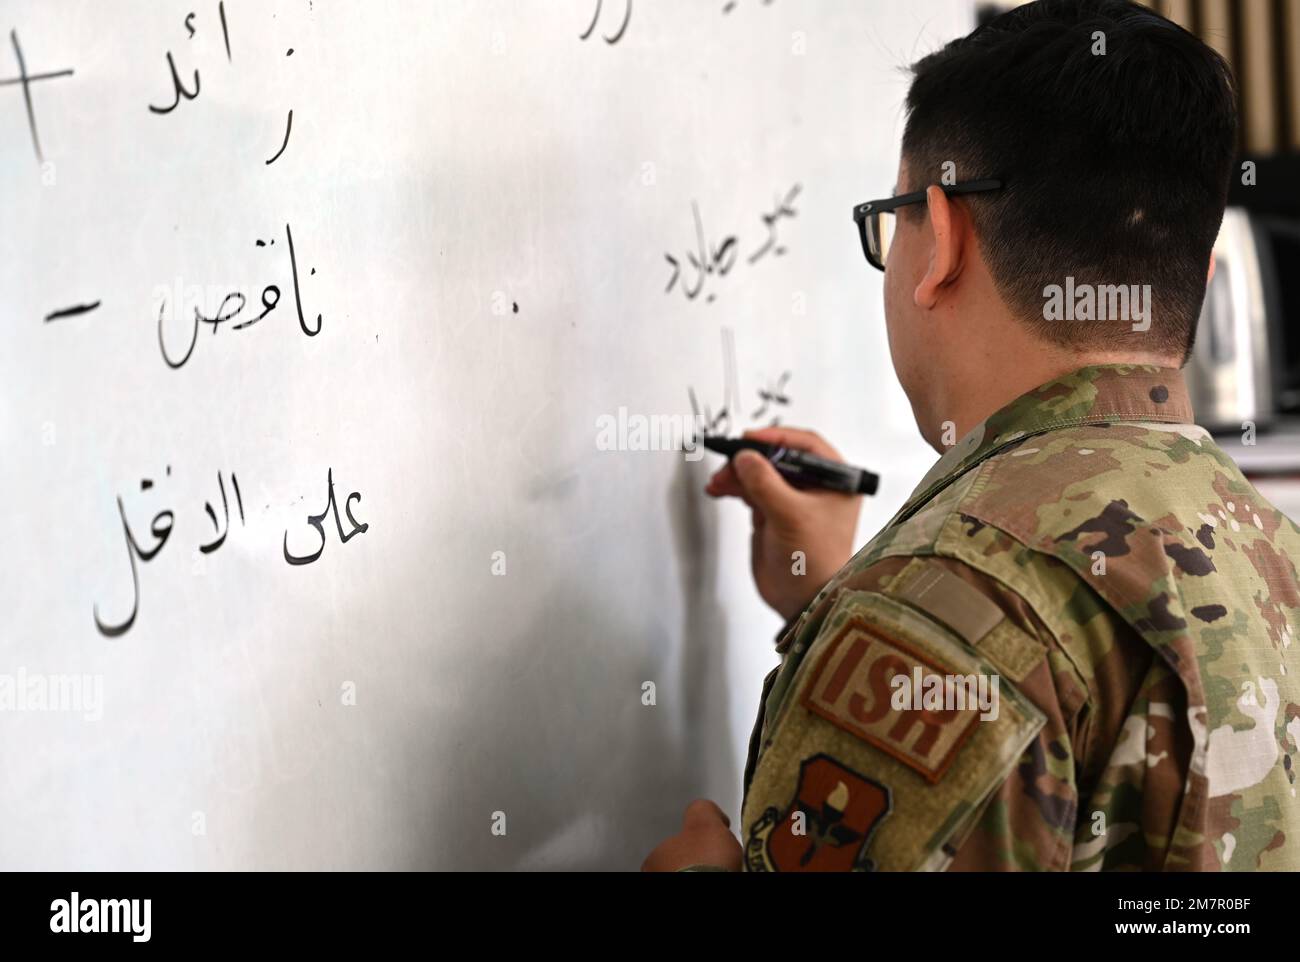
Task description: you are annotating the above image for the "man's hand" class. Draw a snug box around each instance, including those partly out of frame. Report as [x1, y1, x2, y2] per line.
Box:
[706, 427, 863, 621]
[641, 799, 743, 872]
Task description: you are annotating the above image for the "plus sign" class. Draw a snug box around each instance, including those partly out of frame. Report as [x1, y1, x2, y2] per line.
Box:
[1, 29, 74, 162]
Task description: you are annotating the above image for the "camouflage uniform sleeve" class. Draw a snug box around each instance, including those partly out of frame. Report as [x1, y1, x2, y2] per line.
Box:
[741, 555, 1089, 871]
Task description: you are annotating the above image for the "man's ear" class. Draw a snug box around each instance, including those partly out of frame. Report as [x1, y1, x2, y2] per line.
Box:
[1207, 251, 1217, 287]
[914, 185, 963, 310]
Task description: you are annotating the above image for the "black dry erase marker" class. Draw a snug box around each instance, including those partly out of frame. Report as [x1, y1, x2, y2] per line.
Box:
[702, 436, 879, 496]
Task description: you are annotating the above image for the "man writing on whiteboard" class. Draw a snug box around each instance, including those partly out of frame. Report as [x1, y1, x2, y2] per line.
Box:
[644, 0, 1300, 872]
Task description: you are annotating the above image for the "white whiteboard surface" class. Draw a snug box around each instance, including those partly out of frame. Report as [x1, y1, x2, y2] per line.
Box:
[0, 0, 962, 870]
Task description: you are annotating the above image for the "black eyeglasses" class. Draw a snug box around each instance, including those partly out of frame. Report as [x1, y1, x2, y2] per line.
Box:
[852, 179, 1002, 271]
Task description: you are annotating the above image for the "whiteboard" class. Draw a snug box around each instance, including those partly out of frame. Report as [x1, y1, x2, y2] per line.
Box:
[0, 0, 962, 870]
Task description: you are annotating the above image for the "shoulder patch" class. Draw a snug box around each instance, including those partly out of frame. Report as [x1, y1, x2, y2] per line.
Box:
[745, 754, 892, 872]
[885, 556, 1046, 684]
[801, 617, 980, 782]
[888, 560, 1003, 645]
[742, 587, 1047, 871]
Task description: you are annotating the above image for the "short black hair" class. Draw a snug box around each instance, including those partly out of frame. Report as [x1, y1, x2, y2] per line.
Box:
[902, 0, 1238, 359]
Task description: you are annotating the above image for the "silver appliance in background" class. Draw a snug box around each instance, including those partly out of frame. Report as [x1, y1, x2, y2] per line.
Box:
[1184, 208, 1281, 433]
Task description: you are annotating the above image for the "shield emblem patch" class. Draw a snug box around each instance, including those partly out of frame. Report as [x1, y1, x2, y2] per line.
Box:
[765, 754, 891, 871]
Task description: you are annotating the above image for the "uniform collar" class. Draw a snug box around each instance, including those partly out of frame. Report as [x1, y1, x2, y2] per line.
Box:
[893, 364, 1193, 528]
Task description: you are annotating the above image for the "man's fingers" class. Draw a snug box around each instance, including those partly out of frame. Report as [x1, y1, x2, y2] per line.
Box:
[707, 425, 843, 498]
[742, 426, 843, 461]
[731, 450, 802, 526]
[706, 467, 757, 511]
[705, 463, 742, 497]
[682, 798, 731, 830]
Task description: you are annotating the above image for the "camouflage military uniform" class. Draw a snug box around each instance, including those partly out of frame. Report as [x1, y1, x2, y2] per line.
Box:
[740, 365, 1300, 871]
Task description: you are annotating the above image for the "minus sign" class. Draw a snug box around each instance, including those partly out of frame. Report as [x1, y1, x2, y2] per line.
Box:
[44, 300, 101, 323]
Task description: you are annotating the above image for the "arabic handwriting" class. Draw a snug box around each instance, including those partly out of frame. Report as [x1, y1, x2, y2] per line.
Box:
[580, 0, 633, 44]
[749, 184, 801, 264]
[200, 471, 245, 554]
[752, 370, 792, 422]
[688, 326, 794, 438]
[285, 222, 321, 336]
[283, 468, 369, 566]
[93, 470, 177, 638]
[148, 50, 201, 115]
[582, 0, 773, 43]
[265, 108, 293, 165]
[147, 4, 294, 165]
[689, 327, 739, 437]
[665, 184, 802, 303]
[148, 4, 230, 115]
[156, 224, 319, 369]
[92, 463, 365, 636]
[232, 285, 280, 331]
[218, 0, 231, 61]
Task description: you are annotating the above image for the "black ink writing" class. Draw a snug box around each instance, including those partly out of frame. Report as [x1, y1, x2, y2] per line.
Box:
[2, 29, 75, 162]
[283, 468, 369, 566]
